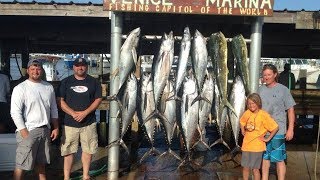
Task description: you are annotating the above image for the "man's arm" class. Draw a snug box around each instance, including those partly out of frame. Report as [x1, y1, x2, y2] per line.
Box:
[75, 98, 102, 122]
[286, 107, 295, 141]
[11, 86, 29, 138]
[57, 97, 77, 119]
[50, 118, 59, 141]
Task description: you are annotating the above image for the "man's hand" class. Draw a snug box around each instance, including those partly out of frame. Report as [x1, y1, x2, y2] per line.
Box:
[51, 128, 59, 141]
[20, 128, 29, 139]
[285, 129, 294, 141]
[73, 111, 88, 122]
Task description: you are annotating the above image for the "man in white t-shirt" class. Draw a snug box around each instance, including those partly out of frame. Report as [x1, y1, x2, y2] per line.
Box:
[11, 59, 59, 180]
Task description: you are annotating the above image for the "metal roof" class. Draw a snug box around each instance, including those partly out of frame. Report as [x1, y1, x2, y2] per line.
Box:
[0, 0, 319, 11]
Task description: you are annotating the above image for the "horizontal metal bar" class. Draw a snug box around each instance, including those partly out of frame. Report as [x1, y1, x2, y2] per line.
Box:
[122, 34, 251, 43]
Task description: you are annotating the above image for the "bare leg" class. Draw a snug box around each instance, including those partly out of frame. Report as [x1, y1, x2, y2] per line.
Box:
[277, 161, 286, 180]
[35, 164, 46, 180]
[81, 152, 92, 180]
[242, 167, 250, 180]
[261, 159, 270, 180]
[64, 154, 74, 180]
[253, 168, 261, 180]
[13, 168, 24, 180]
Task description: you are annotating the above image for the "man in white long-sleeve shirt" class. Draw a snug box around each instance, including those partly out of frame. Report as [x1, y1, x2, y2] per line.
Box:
[10, 59, 59, 180]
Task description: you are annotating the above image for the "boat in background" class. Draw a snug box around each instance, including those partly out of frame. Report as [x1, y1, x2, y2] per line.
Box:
[30, 53, 64, 81]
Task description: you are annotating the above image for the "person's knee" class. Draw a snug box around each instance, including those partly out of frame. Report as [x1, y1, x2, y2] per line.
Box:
[277, 161, 286, 167]
[253, 169, 260, 173]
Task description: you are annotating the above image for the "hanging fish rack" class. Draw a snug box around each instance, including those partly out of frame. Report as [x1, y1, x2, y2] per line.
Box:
[121, 34, 252, 43]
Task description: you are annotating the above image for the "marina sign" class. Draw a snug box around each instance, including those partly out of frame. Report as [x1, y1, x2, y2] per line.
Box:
[103, 0, 274, 16]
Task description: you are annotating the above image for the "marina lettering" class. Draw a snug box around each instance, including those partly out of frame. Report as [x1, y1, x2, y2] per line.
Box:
[240, 8, 265, 15]
[111, 0, 172, 6]
[206, 0, 272, 9]
[105, 0, 274, 16]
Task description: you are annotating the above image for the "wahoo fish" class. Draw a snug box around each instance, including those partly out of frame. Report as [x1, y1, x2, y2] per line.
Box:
[232, 34, 250, 94]
[106, 73, 137, 154]
[145, 32, 174, 124]
[209, 31, 235, 115]
[193, 73, 214, 150]
[108, 27, 140, 102]
[158, 80, 181, 161]
[175, 27, 191, 97]
[229, 76, 246, 155]
[138, 72, 160, 163]
[191, 30, 209, 104]
[179, 74, 199, 166]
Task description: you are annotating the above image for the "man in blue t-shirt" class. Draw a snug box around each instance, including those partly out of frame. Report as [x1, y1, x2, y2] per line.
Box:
[57, 57, 102, 180]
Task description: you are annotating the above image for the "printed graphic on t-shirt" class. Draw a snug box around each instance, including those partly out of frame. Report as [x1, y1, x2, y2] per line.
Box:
[71, 86, 88, 93]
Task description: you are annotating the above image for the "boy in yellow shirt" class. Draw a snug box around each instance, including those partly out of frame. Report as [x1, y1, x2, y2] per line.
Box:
[240, 93, 279, 180]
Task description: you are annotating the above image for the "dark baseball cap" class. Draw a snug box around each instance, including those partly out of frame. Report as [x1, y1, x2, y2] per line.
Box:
[27, 59, 42, 68]
[73, 57, 88, 66]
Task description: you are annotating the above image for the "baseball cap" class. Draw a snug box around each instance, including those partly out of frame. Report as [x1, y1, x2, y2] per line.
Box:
[27, 59, 42, 68]
[73, 57, 88, 66]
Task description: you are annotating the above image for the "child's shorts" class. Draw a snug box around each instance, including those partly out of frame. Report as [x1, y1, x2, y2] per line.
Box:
[241, 151, 263, 169]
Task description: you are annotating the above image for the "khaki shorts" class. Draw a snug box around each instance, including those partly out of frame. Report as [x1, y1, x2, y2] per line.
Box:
[16, 126, 50, 170]
[60, 122, 98, 156]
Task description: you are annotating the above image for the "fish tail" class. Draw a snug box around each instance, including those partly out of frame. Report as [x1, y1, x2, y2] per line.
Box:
[139, 147, 161, 164]
[119, 139, 130, 155]
[210, 138, 231, 150]
[105, 139, 120, 149]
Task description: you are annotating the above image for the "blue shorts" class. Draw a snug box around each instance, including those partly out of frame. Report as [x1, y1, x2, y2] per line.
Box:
[263, 134, 286, 162]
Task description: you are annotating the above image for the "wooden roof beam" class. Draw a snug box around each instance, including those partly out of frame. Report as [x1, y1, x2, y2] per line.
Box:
[0, 4, 109, 17]
[265, 11, 320, 30]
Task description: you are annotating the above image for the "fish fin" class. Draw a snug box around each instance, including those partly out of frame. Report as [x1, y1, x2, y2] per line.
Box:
[231, 145, 241, 157]
[157, 151, 168, 160]
[155, 118, 162, 132]
[192, 125, 211, 151]
[110, 68, 119, 78]
[168, 148, 182, 161]
[116, 110, 120, 119]
[116, 98, 123, 112]
[139, 147, 160, 164]
[185, 95, 189, 113]
[178, 155, 200, 171]
[166, 95, 176, 101]
[139, 148, 153, 164]
[210, 138, 231, 150]
[105, 139, 120, 149]
[143, 93, 147, 112]
[132, 48, 138, 66]
[105, 94, 117, 101]
[208, 113, 212, 125]
[119, 139, 130, 154]
[158, 111, 172, 126]
[143, 110, 157, 126]
[160, 95, 166, 114]
[158, 148, 182, 162]
[191, 95, 201, 106]
[225, 100, 237, 118]
[124, 92, 129, 111]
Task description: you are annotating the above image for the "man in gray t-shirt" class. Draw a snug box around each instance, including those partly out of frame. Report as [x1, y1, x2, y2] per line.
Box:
[258, 83, 296, 135]
[259, 63, 296, 180]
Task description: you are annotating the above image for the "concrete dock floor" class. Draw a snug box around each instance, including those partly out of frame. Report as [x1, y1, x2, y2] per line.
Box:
[0, 144, 319, 180]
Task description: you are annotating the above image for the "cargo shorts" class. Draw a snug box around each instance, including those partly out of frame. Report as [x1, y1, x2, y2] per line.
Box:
[15, 126, 51, 170]
[60, 122, 98, 156]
